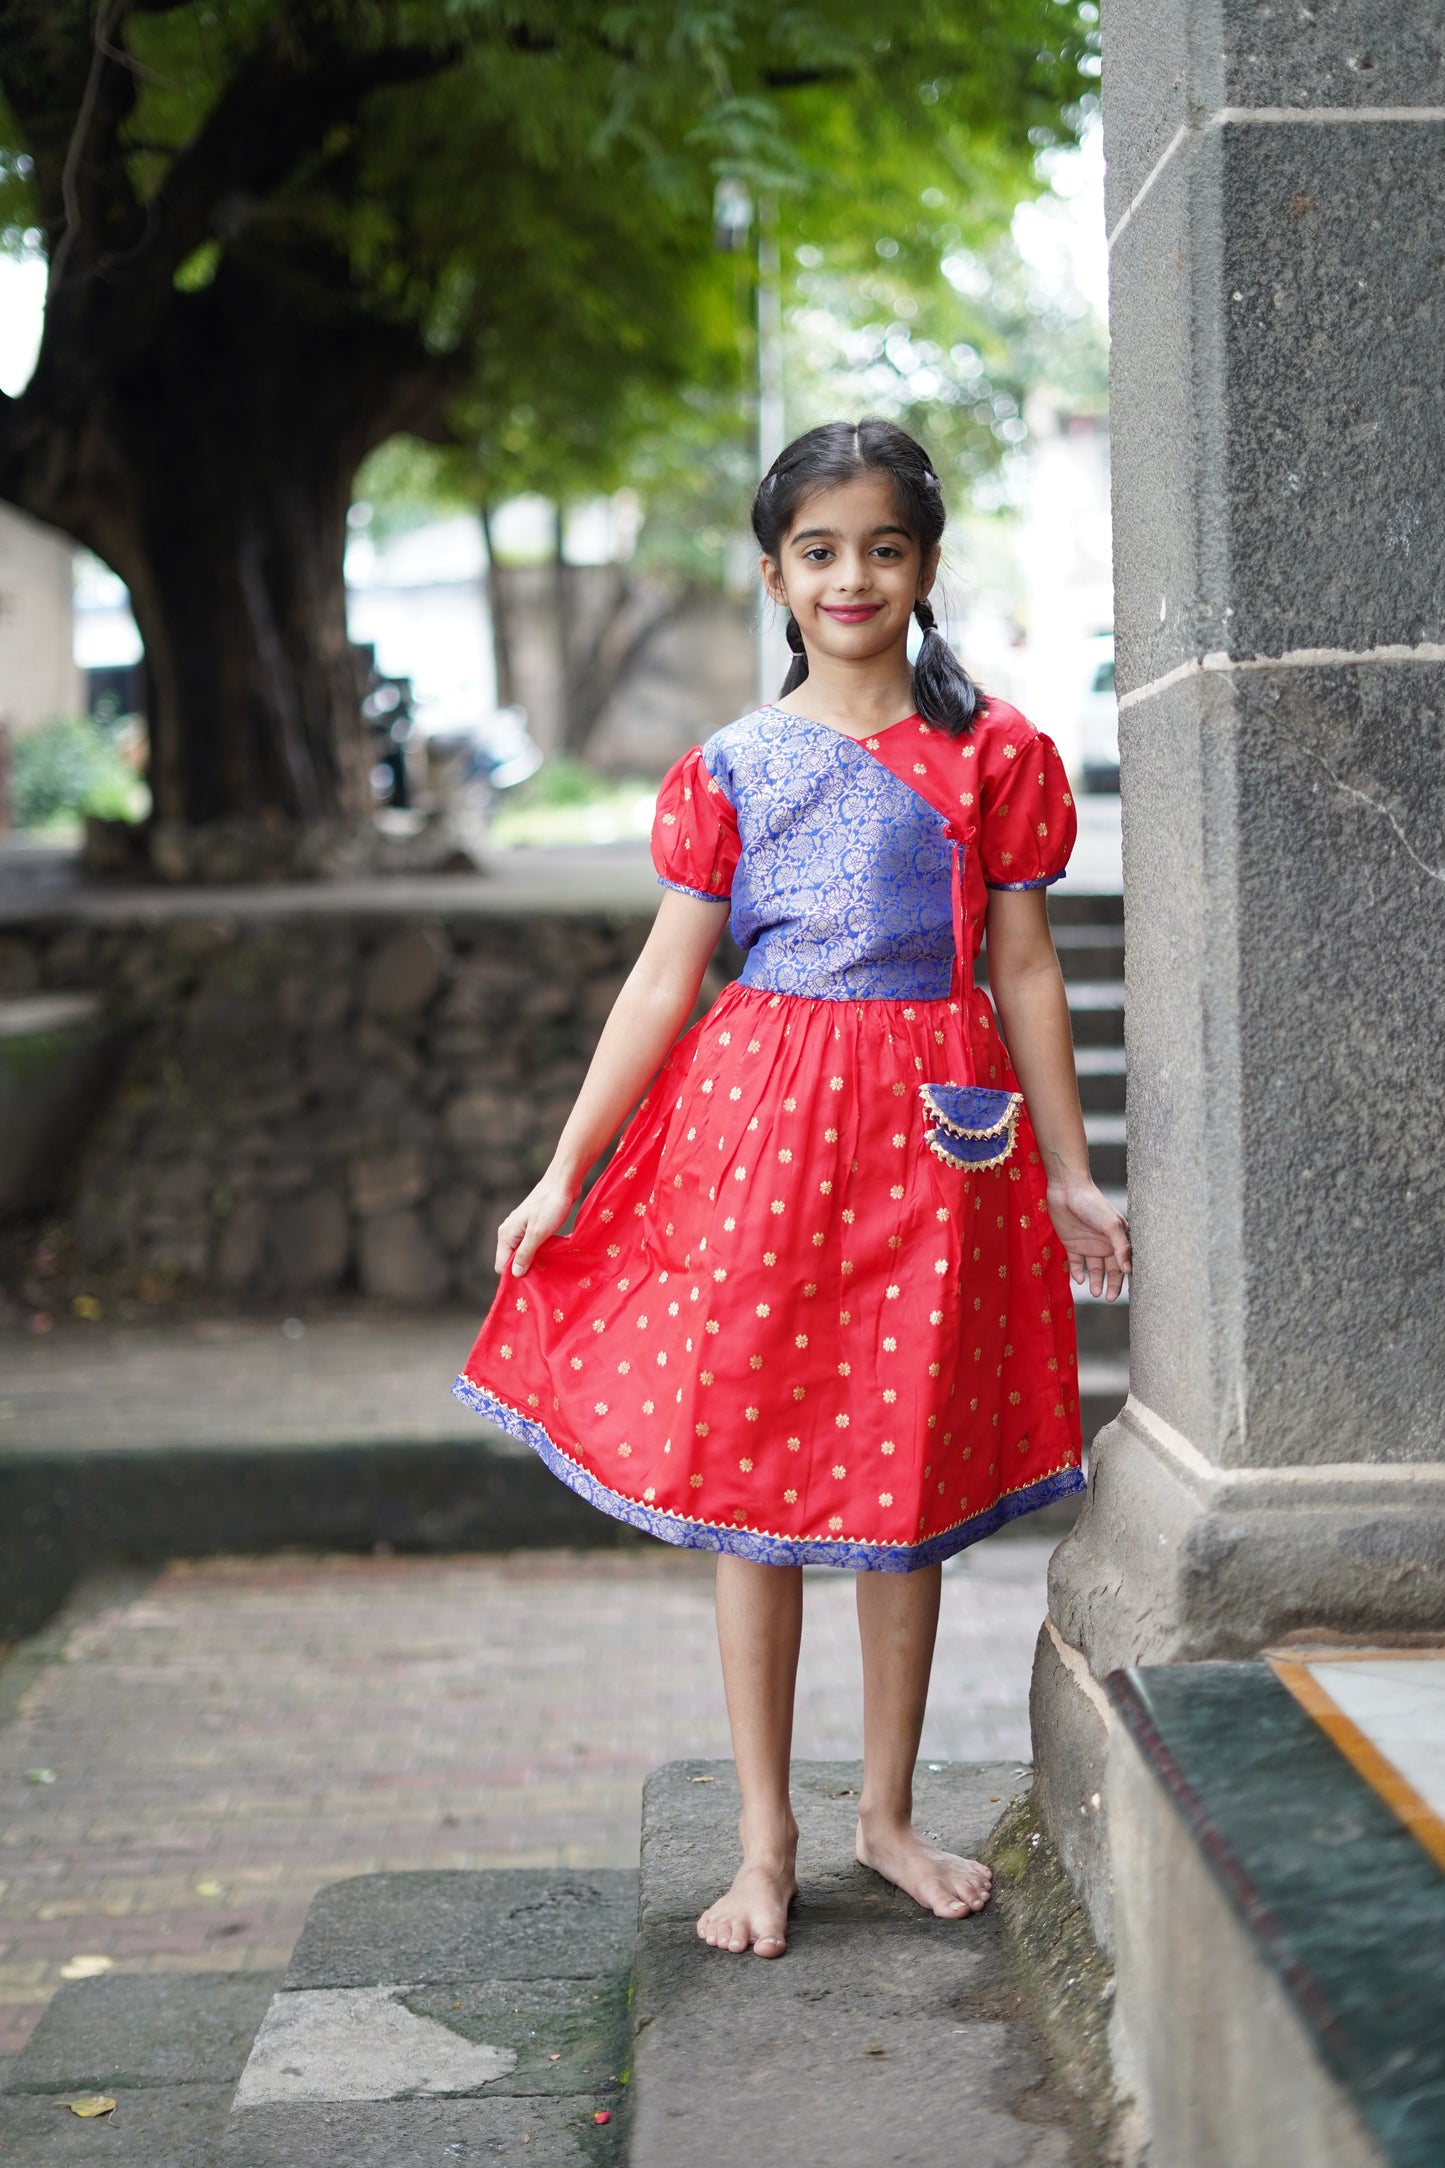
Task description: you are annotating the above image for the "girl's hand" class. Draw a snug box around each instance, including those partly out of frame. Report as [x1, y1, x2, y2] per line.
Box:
[495, 1171, 578, 1278]
[1045, 1178, 1131, 1302]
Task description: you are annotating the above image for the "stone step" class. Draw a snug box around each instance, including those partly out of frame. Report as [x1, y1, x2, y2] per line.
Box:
[0, 1970, 279, 2164]
[1063, 982, 1126, 1047]
[0, 1317, 665, 1642]
[1083, 1111, 1128, 1188]
[223, 1870, 635, 2165]
[1075, 1294, 1131, 1360]
[1050, 923, 1126, 981]
[0, 1428, 631, 1645]
[1047, 891, 1124, 927]
[628, 1760, 1079, 2166]
[1074, 1044, 1127, 1114]
[1079, 1356, 1129, 1403]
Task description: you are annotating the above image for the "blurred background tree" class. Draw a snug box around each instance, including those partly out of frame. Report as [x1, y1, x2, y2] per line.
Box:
[0, 1, 1096, 871]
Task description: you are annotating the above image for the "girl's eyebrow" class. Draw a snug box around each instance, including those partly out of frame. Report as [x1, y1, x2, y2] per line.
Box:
[789, 524, 912, 543]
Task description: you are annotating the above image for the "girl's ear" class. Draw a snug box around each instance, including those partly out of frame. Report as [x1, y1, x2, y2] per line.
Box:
[760, 555, 788, 607]
[918, 545, 940, 602]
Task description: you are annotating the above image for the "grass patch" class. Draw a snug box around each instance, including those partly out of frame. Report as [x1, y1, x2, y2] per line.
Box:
[489, 758, 659, 849]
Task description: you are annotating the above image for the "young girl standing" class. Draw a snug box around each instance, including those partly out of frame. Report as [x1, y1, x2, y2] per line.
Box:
[455, 418, 1130, 1959]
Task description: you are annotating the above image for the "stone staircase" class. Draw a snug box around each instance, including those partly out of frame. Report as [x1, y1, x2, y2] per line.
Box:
[0, 1765, 1081, 2167]
[980, 890, 1130, 1511]
[1045, 895, 1129, 1453]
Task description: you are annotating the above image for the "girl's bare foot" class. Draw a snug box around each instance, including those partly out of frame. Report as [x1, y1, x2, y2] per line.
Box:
[855, 1814, 992, 1918]
[696, 1821, 798, 1957]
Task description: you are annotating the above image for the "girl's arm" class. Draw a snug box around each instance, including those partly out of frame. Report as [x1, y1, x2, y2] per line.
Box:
[496, 888, 732, 1277]
[984, 888, 1131, 1301]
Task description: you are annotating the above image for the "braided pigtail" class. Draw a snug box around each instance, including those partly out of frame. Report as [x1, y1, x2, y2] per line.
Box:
[911, 596, 982, 735]
[779, 613, 809, 696]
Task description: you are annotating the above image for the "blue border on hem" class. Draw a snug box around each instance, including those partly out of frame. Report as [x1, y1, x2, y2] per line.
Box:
[985, 870, 1068, 891]
[452, 1374, 1086, 1572]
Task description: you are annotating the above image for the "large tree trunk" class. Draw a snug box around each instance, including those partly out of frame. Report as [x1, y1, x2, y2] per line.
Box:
[11, 253, 449, 879]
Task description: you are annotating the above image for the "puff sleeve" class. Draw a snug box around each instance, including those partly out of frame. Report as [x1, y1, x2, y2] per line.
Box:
[651, 746, 741, 902]
[976, 719, 1076, 890]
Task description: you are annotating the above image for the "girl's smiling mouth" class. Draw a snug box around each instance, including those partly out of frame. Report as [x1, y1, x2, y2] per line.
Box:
[818, 603, 885, 622]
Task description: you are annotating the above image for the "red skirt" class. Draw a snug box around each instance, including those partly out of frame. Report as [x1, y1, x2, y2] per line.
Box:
[454, 980, 1083, 1569]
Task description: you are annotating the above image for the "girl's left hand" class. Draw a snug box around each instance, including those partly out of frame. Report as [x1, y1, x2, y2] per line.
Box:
[1045, 1178, 1131, 1302]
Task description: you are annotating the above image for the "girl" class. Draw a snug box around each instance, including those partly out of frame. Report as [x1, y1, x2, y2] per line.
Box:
[455, 418, 1130, 1959]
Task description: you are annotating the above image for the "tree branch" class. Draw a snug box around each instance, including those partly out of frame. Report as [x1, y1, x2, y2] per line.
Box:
[1, 0, 149, 271]
[48, 0, 131, 288]
[760, 67, 851, 89]
[147, 28, 461, 279]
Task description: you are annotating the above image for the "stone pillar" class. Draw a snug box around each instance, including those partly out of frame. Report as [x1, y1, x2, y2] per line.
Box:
[1033, 3, 1445, 1941]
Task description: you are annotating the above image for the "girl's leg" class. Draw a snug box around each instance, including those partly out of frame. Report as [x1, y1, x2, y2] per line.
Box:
[697, 1553, 803, 1958]
[853, 1563, 991, 1917]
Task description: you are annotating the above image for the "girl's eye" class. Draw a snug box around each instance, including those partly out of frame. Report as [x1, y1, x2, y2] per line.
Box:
[801, 547, 833, 562]
[873, 545, 903, 559]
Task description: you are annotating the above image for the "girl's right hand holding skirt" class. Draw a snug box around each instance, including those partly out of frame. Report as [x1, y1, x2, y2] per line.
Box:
[494, 1172, 579, 1279]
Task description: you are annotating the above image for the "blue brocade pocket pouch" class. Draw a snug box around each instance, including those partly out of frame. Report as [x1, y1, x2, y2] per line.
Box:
[919, 1083, 1024, 1173]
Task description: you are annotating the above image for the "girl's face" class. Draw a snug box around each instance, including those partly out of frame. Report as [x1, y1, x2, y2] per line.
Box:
[761, 471, 936, 671]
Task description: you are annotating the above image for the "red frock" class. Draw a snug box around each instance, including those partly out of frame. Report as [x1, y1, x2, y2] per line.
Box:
[455, 698, 1084, 1570]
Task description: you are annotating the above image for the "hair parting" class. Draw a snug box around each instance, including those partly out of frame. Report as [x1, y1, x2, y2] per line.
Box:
[752, 417, 985, 736]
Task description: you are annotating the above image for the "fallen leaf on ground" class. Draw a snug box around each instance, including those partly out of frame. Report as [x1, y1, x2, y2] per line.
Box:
[59, 1955, 113, 1980]
[194, 1880, 224, 1897]
[593, 2110, 611, 2124]
[548, 2053, 562, 2061]
[688, 1775, 714, 1784]
[24, 1768, 56, 1785]
[71, 1295, 103, 1321]
[55, 2096, 116, 2117]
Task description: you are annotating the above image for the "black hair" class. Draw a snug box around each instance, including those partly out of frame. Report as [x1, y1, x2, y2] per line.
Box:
[750, 417, 985, 736]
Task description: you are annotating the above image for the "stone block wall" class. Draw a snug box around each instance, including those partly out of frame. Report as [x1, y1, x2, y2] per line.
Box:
[0, 908, 730, 1305]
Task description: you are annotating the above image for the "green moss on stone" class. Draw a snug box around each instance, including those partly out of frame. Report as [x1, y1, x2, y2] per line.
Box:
[982, 1794, 1127, 2167]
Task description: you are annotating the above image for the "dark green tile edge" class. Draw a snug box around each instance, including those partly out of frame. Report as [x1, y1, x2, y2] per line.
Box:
[1106, 1662, 1445, 2168]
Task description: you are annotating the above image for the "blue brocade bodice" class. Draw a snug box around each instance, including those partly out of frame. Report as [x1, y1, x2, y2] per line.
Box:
[702, 710, 956, 1002]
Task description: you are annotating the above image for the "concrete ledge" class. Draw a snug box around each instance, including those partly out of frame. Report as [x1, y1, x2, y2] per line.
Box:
[0, 1435, 645, 1642]
[630, 1760, 1076, 2168]
[1104, 1663, 1445, 2167]
[1027, 1621, 1114, 1951]
[1109, 1715, 1380, 2167]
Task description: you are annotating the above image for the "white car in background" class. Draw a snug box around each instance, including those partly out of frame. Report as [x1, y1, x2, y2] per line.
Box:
[1079, 632, 1119, 793]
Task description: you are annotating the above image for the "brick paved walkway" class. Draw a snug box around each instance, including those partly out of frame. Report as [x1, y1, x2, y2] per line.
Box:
[0, 1539, 1048, 2067]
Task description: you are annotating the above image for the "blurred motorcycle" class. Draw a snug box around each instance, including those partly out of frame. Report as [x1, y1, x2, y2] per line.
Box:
[358, 644, 543, 861]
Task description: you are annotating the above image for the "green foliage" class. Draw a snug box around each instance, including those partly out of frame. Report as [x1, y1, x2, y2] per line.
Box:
[353, 436, 471, 541]
[5, 1, 1096, 446]
[10, 718, 144, 830]
[3, 2, 1100, 578]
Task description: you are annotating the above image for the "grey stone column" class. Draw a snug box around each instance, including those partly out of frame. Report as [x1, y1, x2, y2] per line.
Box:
[1033, 2, 1445, 1940]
